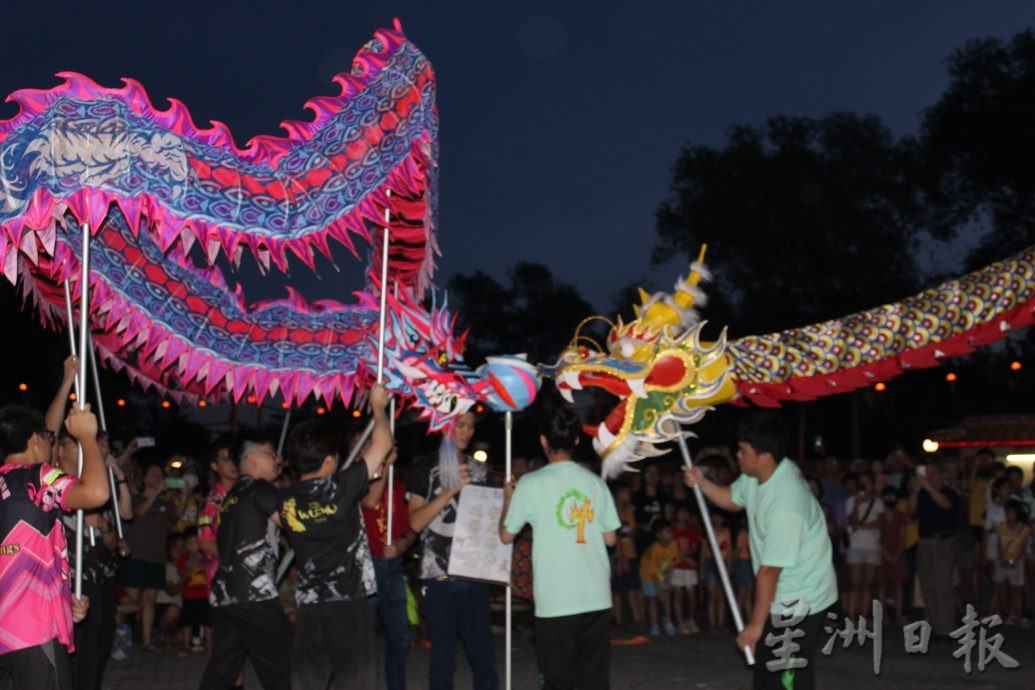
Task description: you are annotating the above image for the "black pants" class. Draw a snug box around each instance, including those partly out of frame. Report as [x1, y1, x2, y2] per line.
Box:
[422, 579, 498, 690]
[0, 638, 73, 690]
[753, 607, 830, 690]
[70, 576, 116, 690]
[199, 601, 291, 690]
[534, 608, 611, 690]
[293, 599, 376, 690]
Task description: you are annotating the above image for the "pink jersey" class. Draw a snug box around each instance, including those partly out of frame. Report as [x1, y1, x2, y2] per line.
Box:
[198, 482, 230, 582]
[0, 462, 77, 654]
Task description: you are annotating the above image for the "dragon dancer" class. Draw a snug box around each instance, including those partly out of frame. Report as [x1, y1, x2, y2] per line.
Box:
[500, 407, 621, 690]
[683, 414, 836, 690]
[278, 383, 393, 689]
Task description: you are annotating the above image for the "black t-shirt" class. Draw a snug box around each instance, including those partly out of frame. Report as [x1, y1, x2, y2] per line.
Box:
[209, 476, 281, 607]
[126, 495, 175, 564]
[917, 486, 962, 538]
[279, 462, 375, 605]
[407, 454, 488, 580]
[62, 511, 114, 584]
[633, 490, 671, 526]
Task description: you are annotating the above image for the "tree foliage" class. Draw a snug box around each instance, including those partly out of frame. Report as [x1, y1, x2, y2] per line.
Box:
[654, 113, 924, 336]
[447, 262, 595, 366]
[919, 29, 1035, 268]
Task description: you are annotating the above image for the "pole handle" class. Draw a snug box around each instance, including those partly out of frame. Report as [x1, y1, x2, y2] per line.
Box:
[676, 433, 755, 665]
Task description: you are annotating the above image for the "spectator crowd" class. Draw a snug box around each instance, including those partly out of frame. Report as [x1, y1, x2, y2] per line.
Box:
[1, 355, 1033, 690]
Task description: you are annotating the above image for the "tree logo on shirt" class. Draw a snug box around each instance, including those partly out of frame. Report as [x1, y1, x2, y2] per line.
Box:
[555, 489, 594, 545]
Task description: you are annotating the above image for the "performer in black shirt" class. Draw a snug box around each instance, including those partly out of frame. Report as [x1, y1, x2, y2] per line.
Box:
[279, 383, 393, 689]
[199, 432, 287, 690]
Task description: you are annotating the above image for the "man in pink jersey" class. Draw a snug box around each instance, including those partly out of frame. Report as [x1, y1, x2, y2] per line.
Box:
[0, 403, 110, 689]
[199, 436, 236, 580]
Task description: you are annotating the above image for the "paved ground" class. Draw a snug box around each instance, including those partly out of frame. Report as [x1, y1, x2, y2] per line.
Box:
[105, 622, 1034, 689]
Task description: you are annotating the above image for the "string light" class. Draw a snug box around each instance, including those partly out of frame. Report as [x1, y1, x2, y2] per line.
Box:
[161, 401, 171, 409]
[1011, 361, 1023, 371]
[945, 372, 957, 382]
[17, 383, 27, 391]
[874, 383, 886, 392]
[117, 399, 126, 407]
[198, 400, 207, 408]
[316, 407, 326, 415]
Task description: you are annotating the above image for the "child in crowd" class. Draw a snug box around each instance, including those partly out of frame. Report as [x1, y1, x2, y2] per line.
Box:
[995, 501, 1031, 627]
[670, 505, 701, 634]
[612, 483, 645, 628]
[984, 477, 1012, 616]
[154, 533, 185, 646]
[701, 511, 732, 632]
[877, 487, 908, 623]
[733, 523, 754, 621]
[176, 527, 212, 653]
[639, 519, 679, 636]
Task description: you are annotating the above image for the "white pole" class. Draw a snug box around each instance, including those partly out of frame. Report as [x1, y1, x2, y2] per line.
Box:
[386, 397, 396, 548]
[342, 420, 374, 470]
[87, 333, 123, 540]
[345, 191, 394, 474]
[87, 336, 107, 432]
[74, 223, 91, 598]
[63, 284, 96, 549]
[375, 191, 391, 384]
[505, 411, 513, 690]
[675, 432, 754, 665]
[276, 407, 292, 457]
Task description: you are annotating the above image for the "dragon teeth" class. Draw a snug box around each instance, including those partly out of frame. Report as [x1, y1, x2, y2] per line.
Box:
[627, 377, 646, 397]
[596, 423, 617, 450]
[558, 386, 575, 404]
[559, 370, 583, 390]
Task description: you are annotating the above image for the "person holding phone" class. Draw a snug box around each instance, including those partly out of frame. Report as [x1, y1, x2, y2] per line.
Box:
[122, 462, 188, 650]
[909, 461, 963, 637]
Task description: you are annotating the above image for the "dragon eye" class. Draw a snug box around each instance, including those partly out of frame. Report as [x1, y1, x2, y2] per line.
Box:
[438, 352, 448, 366]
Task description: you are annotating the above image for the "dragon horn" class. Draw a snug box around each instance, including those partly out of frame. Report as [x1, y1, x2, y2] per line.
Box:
[693, 322, 728, 362]
[638, 244, 711, 333]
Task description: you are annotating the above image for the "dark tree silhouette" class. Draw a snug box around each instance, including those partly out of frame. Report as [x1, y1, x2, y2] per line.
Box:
[447, 262, 595, 366]
[919, 29, 1035, 269]
[654, 113, 924, 336]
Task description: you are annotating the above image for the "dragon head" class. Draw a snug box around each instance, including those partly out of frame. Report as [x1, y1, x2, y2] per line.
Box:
[369, 289, 486, 432]
[542, 247, 738, 477]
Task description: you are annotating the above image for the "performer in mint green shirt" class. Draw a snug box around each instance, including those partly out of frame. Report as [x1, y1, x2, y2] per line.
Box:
[683, 414, 837, 690]
[500, 407, 620, 690]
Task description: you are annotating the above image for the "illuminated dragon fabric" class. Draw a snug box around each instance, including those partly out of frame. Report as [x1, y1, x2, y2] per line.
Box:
[0, 20, 539, 425]
[545, 246, 1035, 477]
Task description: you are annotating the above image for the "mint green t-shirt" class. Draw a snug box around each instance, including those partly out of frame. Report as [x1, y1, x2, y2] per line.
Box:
[730, 459, 838, 617]
[503, 461, 621, 618]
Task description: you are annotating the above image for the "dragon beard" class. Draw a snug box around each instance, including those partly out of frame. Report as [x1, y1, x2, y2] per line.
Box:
[437, 437, 462, 490]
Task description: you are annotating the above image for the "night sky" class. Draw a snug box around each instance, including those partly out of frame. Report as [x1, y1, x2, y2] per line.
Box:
[3, 2, 1032, 311]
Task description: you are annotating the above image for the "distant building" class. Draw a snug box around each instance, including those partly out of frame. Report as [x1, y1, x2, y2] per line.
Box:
[925, 415, 1035, 483]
